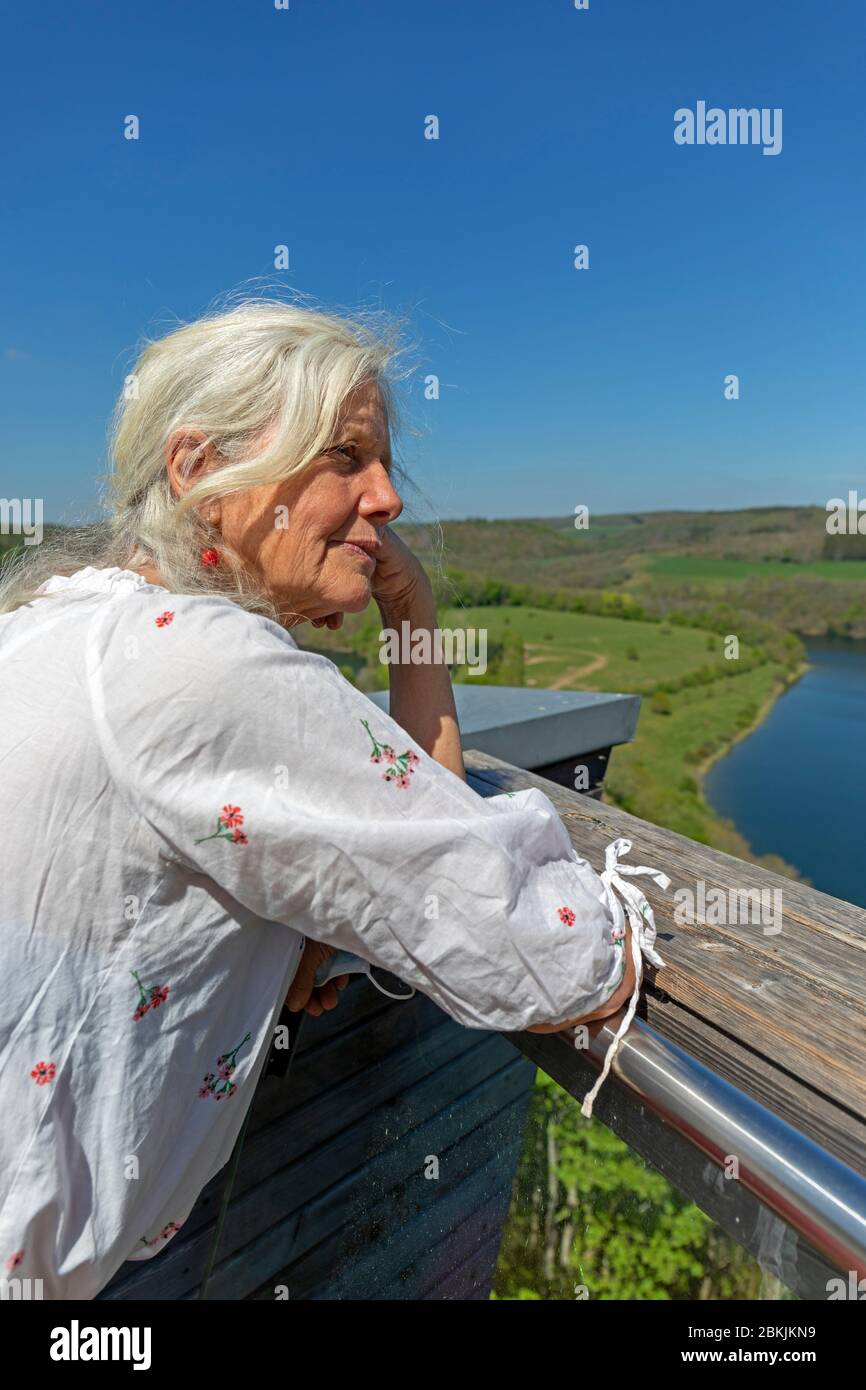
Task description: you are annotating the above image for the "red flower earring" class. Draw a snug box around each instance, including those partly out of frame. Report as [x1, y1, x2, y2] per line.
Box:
[201, 547, 220, 568]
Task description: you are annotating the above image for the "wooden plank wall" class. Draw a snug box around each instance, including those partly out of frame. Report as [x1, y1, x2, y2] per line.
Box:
[98, 976, 536, 1301]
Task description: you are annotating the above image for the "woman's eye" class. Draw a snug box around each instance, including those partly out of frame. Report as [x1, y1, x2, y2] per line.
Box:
[330, 445, 355, 462]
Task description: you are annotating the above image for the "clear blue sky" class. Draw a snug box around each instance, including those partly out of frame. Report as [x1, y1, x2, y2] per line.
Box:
[2, 0, 864, 524]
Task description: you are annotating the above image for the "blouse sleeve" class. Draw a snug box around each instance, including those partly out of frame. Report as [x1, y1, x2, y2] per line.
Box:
[88, 594, 668, 1064]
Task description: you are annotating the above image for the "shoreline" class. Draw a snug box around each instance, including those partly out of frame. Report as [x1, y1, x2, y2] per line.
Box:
[695, 659, 811, 793]
[693, 659, 811, 879]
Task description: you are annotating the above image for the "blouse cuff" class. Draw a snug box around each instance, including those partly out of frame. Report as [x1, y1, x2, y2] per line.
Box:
[577, 837, 670, 1118]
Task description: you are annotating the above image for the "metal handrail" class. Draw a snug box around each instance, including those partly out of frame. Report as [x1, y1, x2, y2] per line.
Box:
[575, 1014, 866, 1278]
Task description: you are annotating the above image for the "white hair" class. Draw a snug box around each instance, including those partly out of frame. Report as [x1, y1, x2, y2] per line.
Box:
[0, 290, 413, 619]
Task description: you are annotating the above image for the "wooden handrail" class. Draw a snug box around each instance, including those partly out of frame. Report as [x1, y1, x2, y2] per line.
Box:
[465, 750, 866, 1178]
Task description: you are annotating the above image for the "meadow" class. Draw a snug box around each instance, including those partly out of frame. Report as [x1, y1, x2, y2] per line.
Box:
[440, 603, 729, 694]
[439, 603, 803, 873]
[641, 553, 866, 584]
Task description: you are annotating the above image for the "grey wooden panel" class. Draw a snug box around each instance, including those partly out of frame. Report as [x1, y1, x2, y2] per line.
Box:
[374, 1183, 517, 1300]
[282, 1100, 531, 1300]
[226, 1061, 534, 1300]
[421, 1220, 512, 1301]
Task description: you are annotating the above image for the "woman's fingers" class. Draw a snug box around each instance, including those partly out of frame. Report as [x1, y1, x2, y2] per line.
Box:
[303, 975, 351, 1016]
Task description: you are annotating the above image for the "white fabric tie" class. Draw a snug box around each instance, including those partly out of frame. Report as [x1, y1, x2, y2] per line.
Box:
[578, 837, 670, 1119]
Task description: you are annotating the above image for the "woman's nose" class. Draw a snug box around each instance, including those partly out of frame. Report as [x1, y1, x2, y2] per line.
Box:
[361, 465, 403, 524]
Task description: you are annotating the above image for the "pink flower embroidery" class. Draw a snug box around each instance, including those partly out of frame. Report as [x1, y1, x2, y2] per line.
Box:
[131, 970, 170, 1021]
[195, 806, 249, 846]
[557, 907, 576, 928]
[155, 611, 175, 628]
[31, 1061, 55, 1086]
[5, 1251, 24, 1273]
[611, 925, 626, 945]
[139, 1220, 184, 1249]
[200, 1034, 251, 1100]
[362, 720, 420, 788]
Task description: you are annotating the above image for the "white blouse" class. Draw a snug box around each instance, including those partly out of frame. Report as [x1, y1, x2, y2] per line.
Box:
[0, 566, 668, 1298]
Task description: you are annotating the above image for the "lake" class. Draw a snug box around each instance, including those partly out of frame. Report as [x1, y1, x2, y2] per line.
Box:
[704, 637, 866, 909]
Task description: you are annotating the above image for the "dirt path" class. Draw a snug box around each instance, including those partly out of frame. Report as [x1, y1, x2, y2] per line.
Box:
[549, 654, 608, 689]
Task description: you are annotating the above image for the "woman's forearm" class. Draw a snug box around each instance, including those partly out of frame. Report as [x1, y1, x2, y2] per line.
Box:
[377, 586, 466, 781]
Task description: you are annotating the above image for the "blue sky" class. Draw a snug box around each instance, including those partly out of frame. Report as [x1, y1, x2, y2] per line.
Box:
[2, 0, 864, 523]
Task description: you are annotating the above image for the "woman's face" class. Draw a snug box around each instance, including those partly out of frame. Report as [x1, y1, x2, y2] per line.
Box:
[213, 380, 403, 621]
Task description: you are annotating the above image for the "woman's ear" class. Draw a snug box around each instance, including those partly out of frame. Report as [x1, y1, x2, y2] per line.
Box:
[165, 430, 213, 500]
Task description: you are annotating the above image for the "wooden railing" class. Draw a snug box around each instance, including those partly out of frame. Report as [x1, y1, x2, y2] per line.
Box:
[466, 750, 866, 1298]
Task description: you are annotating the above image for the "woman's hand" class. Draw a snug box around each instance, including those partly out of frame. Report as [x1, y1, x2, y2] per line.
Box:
[370, 525, 431, 620]
[525, 921, 638, 1034]
[285, 940, 350, 1017]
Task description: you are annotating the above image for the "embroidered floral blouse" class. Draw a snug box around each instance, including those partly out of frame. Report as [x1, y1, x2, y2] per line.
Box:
[0, 566, 667, 1298]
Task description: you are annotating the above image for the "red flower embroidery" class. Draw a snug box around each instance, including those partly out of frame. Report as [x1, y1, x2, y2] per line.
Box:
[361, 720, 420, 788]
[557, 907, 576, 928]
[201, 547, 220, 568]
[200, 1034, 251, 1100]
[139, 1220, 184, 1249]
[195, 806, 249, 846]
[131, 970, 170, 1021]
[155, 611, 175, 628]
[5, 1251, 24, 1273]
[31, 1061, 55, 1085]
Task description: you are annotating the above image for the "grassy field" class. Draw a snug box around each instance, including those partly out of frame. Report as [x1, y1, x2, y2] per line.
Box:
[641, 553, 866, 583]
[440, 604, 732, 694]
[440, 604, 803, 874]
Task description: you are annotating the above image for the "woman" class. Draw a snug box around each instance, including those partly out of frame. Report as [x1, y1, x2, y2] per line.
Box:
[0, 297, 667, 1298]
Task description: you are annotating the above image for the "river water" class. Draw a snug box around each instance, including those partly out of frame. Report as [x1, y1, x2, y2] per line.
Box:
[704, 637, 866, 909]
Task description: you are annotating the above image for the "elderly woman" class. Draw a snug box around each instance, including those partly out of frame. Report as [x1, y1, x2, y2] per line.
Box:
[0, 299, 666, 1298]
